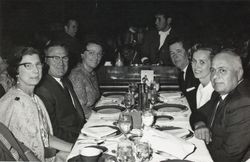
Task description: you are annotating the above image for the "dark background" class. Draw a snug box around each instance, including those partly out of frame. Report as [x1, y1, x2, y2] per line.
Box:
[1, 0, 250, 56]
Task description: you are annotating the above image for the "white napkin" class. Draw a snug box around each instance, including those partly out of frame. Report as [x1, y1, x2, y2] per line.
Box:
[164, 128, 190, 138]
[81, 126, 117, 139]
[141, 127, 195, 159]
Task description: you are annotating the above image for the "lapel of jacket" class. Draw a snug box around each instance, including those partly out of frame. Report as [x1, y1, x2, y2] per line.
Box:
[61, 77, 86, 121]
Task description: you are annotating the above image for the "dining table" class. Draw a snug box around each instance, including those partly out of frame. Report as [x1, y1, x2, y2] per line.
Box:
[67, 91, 214, 162]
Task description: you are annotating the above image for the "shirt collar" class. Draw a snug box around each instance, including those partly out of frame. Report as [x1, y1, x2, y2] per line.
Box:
[159, 28, 171, 35]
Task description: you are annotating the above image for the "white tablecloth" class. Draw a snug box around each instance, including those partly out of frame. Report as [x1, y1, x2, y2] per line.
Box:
[67, 92, 214, 162]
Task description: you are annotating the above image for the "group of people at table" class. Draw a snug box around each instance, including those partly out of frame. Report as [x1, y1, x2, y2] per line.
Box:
[0, 11, 249, 162]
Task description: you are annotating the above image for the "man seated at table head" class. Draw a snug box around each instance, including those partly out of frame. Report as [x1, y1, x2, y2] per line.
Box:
[140, 9, 177, 65]
[169, 37, 200, 110]
[190, 49, 250, 162]
[35, 40, 86, 143]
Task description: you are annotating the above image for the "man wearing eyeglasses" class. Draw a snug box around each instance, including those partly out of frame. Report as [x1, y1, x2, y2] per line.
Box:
[190, 50, 250, 162]
[35, 41, 86, 143]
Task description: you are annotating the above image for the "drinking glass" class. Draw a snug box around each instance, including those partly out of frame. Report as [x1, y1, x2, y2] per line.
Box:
[128, 82, 137, 94]
[123, 93, 134, 111]
[135, 141, 152, 162]
[142, 110, 154, 128]
[149, 89, 157, 107]
[118, 113, 132, 138]
[117, 139, 135, 162]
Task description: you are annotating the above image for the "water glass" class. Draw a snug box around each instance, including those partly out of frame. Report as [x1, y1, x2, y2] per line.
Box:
[142, 110, 154, 127]
[135, 142, 152, 162]
[118, 113, 132, 138]
[117, 139, 135, 162]
[124, 93, 134, 110]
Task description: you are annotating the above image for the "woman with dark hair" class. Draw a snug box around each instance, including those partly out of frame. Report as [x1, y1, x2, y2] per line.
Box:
[0, 46, 72, 162]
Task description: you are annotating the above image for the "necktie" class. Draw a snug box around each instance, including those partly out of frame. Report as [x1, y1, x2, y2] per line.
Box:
[209, 96, 223, 128]
[179, 71, 185, 92]
[61, 78, 86, 121]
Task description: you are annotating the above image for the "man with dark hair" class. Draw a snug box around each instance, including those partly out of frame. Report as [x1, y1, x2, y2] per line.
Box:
[36, 41, 86, 143]
[55, 18, 82, 71]
[169, 37, 199, 111]
[141, 10, 178, 65]
[190, 50, 250, 162]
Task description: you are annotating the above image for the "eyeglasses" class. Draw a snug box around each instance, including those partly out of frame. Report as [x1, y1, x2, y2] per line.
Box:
[46, 56, 69, 63]
[210, 67, 230, 76]
[19, 63, 43, 70]
[86, 50, 103, 57]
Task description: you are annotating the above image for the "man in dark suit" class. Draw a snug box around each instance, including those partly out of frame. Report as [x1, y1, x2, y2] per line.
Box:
[141, 10, 177, 66]
[54, 18, 82, 71]
[36, 41, 85, 143]
[169, 38, 200, 111]
[190, 50, 250, 162]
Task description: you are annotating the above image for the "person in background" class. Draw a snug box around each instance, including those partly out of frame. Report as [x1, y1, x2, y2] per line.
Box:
[69, 40, 102, 119]
[36, 41, 86, 143]
[191, 47, 215, 110]
[0, 55, 14, 98]
[190, 49, 250, 162]
[141, 10, 178, 65]
[0, 46, 73, 161]
[169, 37, 200, 111]
[55, 18, 82, 72]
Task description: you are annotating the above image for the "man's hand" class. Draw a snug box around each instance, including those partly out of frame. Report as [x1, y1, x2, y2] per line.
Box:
[194, 121, 212, 144]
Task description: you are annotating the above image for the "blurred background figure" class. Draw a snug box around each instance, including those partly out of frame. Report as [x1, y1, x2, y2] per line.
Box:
[69, 40, 103, 119]
[141, 10, 178, 65]
[0, 55, 14, 98]
[54, 18, 82, 72]
[0, 46, 73, 161]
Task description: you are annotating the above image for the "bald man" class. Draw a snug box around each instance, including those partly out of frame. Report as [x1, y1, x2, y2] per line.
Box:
[190, 50, 250, 162]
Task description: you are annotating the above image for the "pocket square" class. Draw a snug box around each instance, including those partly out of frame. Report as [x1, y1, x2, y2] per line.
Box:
[186, 87, 196, 92]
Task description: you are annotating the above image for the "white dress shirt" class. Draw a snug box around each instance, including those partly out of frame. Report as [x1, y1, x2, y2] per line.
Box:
[196, 81, 214, 109]
[158, 28, 171, 49]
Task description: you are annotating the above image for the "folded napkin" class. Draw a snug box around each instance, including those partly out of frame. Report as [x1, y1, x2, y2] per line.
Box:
[81, 126, 118, 139]
[141, 127, 195, 159]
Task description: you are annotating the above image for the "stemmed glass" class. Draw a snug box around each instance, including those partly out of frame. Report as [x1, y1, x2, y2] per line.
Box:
[149, 88, 158, 107]
[118, 112, 133, 139]
[123, 92, 134, 111]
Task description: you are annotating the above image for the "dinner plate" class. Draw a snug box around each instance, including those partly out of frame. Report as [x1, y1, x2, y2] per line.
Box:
[82, 125, 122, 138]
[153, 103, 188, 112]
[102, 92, 126, 97]
[155, 126, 194, 140]
[85, 145, 108, 152]
[155, 115, 174, 122]
[93, 105, 126, 114]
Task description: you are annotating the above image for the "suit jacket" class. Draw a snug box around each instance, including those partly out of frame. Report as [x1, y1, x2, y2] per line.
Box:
[179, 63, 200, 112]
[0, 84, 5, 98]
[35, 74, 85, 143]
[141, 29, 178, 66]
[190, 79, 250, 162]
